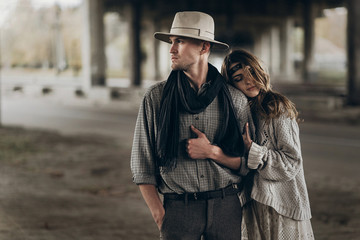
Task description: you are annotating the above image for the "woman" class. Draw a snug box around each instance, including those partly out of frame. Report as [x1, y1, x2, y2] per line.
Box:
[186, 49, 314, 239]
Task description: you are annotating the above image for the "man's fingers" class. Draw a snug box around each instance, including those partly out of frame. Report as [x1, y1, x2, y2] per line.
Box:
[190, 125, 203, 137]
[186, 139, 191, 150]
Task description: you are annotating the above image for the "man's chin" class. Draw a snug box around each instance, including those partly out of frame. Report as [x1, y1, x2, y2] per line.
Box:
[171, 64, 180, 71]
[171, 64, 187, 71]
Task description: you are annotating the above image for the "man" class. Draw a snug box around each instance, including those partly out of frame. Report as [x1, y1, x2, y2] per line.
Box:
[131, 11, 254, 240]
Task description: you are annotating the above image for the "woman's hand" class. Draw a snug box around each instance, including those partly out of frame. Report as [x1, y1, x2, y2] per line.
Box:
[186, 125, 212, 159]
[242, 122, 253, 154]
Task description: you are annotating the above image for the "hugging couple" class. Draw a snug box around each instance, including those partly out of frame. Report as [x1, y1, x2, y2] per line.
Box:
[131, 11, 314, 240]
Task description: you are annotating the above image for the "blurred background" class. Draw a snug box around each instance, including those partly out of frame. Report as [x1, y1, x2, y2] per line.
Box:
[0, 0, 359, 239]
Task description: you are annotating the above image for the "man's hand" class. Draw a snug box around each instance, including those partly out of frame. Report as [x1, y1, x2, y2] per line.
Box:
[186, 125, 212, 159]
[138, 184, 165, 230]
[153, 206, 165, 230]
[242, 122, 252, 154]
[187, 125, 242, 170]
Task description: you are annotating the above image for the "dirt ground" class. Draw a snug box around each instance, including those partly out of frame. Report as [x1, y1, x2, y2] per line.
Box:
[0, 127, 158, 240]
[0, 126, 359, 240]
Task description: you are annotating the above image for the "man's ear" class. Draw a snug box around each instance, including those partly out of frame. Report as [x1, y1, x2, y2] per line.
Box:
[201, 42, 211, 54]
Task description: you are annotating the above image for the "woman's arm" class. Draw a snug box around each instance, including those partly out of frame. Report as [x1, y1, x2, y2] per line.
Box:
[247, 115, 302, 181]
[186, 125, 242, 170]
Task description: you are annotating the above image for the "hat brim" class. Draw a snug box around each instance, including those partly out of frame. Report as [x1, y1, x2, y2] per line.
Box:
[154, 32, 229, 50]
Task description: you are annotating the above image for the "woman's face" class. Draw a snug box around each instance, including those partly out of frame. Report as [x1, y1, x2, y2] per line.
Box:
[229, 63, 260, 98]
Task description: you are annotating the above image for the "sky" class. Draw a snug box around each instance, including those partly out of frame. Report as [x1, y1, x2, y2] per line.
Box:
[0, 0, 82, 27]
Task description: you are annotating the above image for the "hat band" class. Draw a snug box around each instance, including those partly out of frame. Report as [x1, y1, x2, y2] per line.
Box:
[170, 27, 214, 40]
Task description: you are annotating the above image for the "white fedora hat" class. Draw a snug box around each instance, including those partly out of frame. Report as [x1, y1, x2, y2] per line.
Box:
[154, 11, 229, 50]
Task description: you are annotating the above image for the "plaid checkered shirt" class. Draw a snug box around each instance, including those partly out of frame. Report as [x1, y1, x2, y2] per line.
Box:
[130, 80, 254, 194]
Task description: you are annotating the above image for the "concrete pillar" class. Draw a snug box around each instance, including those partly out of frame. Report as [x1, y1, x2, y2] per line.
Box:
[54, 5, 66, 74]
[254, 30, 271, 72]
[269, 26, 281, 76]
[129, 1, 142, 86]
[153, 19, 161, 81]
[157, 17, 173, 80]
[280, 18, 295, 78]
[347, 0, 360, 105]
[82, 0, 106, 89]
[142, 17, 160, 82]
[302, 0, 317, 83]
[158, 40, 171, 79]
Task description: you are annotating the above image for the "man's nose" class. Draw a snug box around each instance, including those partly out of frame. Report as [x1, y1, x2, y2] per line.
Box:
[170, 43, 177, 53]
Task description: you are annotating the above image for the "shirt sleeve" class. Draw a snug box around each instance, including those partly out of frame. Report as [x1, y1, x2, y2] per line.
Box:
[247, 114, 302, 181]
[130, 87, 160, 186]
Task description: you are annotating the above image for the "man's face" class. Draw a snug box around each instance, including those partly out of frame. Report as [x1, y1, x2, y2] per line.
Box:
[169, 36, 203, 71]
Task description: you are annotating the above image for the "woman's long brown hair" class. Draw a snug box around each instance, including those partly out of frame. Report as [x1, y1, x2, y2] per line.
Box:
[221, 49, 298, 122]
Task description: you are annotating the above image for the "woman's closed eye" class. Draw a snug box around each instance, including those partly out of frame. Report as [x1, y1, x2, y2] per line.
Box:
[233, 74, 243, 82]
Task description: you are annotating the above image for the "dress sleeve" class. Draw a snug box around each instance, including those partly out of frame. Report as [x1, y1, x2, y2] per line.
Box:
[130, 89, 159, 186]
[229, 84, 256, 142]
[247, 114, 302, 181]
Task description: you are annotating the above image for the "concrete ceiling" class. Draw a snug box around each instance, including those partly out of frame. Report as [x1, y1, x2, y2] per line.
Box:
[104, 0, 346, 19]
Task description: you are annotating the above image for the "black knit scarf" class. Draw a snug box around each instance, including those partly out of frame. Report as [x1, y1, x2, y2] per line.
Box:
[156, 64, 245, 170]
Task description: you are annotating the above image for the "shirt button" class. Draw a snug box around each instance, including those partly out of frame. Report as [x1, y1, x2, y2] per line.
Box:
[195, 117, 199, 120]
[200, 175, 204, 178]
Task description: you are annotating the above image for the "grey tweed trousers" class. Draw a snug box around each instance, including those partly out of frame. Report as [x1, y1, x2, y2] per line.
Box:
[160, 194, 242, 240]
